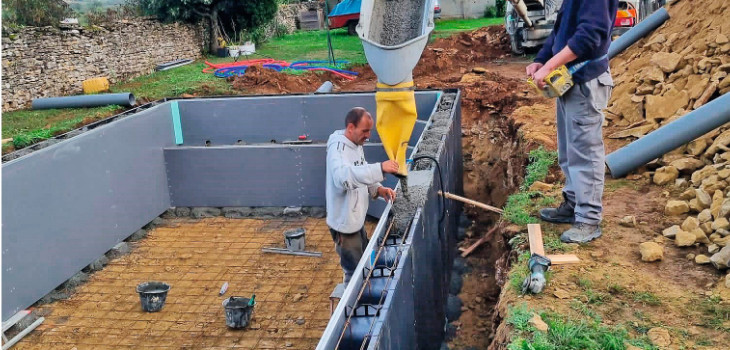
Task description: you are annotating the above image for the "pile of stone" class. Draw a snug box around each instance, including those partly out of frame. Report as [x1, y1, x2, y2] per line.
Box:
[658, 161, 730, 269]
[605, 0, 729, 139]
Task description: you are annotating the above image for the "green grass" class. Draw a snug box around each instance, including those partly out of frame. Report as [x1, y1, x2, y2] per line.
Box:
[605, 178, 639, 192]
[632, 291, 662, 306]
[2, 17, 501, 152]
[522, 147, 559, 191]
[697, 296, 730, 330]
[506, 303, 536, 332]
[507, 311, 636, 350]
[508, 251, 533, 293]
[431, 17, 503, 38]
[504, 192, 540, 225]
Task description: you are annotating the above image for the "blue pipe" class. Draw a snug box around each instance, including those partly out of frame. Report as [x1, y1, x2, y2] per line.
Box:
[32, 93, 135, 110]
[606, 93, 730, 178]
[608, 7, 670, 59]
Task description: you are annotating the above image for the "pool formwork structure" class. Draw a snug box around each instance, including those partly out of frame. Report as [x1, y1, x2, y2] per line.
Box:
[2, 90, 463, 349]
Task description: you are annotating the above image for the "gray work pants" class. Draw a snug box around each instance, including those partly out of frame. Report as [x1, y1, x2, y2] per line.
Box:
[329, 227, 368, 283]
[556, 71, 613, 225]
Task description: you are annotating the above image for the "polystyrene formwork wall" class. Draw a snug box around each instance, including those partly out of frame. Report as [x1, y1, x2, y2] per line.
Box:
[317, 91, 463, 350]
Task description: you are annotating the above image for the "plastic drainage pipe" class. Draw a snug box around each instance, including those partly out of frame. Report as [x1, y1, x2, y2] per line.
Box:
[608, 7, 669, 59]
[314, 81, 334, 94]
[606, 92, 730, 178]
[32, 93, 136, 110]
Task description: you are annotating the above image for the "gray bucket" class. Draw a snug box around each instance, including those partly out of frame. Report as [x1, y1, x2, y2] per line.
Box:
[223, 296, 255, 329]
[284, 228, 306, 251]
[136, 281, 170, 312]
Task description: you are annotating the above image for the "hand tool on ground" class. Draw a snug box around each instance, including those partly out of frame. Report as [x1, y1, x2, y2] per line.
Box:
[261, 247, 323, 257]
[521, 253, 552, 294]
[528, 54, 607, 98]
[219, 282, 229, 296]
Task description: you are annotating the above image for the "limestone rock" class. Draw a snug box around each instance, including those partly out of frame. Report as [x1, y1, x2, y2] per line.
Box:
[639, 242, 664, 262]
[711, 190, 725, 219]
[676, 229, 697, 247]
[719, 168, 730, 179]
[645, 89, 689, 122]
[675, 178, 689, 189]
[679, 189, 695, 200]
[698, 209, 713, 223]
[687, 138, 709, 156]
[662, 225, 682, 238]
[692, 228, 711, 244]
[670, 158, 704, 172]
[701, 222, 714, 235]
[665, 200, 690, 216]
[695, 254, 711, 264]
[708, 244, 720, 254]
[701, 175, 726, 193]
[681, 216, 700, 231]
[715, 235, 730, 247]
[529, 314, 549, 332]
[553, 288, 570, 299]
[640, 65, 665, 82]
[710, 246, 730, 270]
[712, 218, 730, 231]
[695, 189, 712, 209]
[719, 199, 730, 218]
[651, 52, 682, 73]
[704, 130, 730, 157]
[528, 181, 552, 192]
[688, 75, 711, 100]
[653, 166, 679, 185]
[692, 166, 718, 186]
[620, 216, 637, 228]
[647, 327, 671, 347]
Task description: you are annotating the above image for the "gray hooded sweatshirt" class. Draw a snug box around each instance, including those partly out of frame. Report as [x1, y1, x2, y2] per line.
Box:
[326, 130, 384, 233]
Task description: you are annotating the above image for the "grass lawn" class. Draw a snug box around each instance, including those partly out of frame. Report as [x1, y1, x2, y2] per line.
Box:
[1, 17, 503, 152]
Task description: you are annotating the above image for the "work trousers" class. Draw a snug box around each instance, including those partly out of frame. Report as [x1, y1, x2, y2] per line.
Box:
[329, 226, 368, 283]
[556, 71, 613, 225]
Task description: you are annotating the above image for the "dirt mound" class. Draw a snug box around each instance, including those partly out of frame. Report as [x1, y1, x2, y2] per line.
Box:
[415, 25, 512, 77]
[606, 0, 729, 138]
[230, 65, 347, 94]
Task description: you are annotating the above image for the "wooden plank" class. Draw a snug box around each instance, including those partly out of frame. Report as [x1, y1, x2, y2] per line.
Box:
[527, 224, 545, 256]
[546, 254, 580, 265]
[460, 225, 500, 257]
[439, 191, 504, 214]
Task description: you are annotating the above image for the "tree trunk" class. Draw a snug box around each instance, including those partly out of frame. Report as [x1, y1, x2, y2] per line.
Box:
[209, 7, 221, 54]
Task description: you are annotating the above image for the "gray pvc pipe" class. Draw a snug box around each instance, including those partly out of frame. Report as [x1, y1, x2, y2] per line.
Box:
[314, 81, 334, 94]
[32, 93, 135, 110]
[608, 7, 669, 59]
[606, 92, 730, 178]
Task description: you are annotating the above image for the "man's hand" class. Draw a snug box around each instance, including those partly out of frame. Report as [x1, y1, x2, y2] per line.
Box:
[380, 160, 399, 174]
[377, 186, 396, 202]
[526, 62, 543, 79]
[533, 65, 552, 89]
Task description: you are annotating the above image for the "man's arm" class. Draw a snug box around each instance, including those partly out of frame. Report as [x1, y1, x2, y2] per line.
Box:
[566, 0, 613, 59]
[327, 143, 385, 191]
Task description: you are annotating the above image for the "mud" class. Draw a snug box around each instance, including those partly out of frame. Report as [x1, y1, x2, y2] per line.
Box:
[393, 170, 433, 235]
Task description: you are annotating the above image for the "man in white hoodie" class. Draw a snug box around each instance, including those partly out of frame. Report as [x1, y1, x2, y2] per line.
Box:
[326, 107, 399, 283]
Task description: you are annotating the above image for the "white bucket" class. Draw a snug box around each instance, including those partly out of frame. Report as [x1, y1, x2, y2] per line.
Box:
[228, 47, 240, 58]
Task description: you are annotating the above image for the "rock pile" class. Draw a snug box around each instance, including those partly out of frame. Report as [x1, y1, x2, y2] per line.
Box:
[606, 0, 729, 139]
[604, 0, 730, 270]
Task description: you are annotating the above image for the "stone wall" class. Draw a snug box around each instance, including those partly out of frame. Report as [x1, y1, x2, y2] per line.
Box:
[441, 0, 496, 19]
[1, 19, 205, 111]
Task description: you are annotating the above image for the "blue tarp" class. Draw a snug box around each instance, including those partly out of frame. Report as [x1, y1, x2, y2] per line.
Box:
[328, 0, 361, 17]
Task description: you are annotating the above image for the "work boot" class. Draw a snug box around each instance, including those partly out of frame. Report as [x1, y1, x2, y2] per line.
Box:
[560, 222, 602, 243]
[539, 200, 574, 224]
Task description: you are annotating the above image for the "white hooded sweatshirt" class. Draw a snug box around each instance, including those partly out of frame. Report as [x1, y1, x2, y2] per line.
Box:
[326, 130, 384, 233]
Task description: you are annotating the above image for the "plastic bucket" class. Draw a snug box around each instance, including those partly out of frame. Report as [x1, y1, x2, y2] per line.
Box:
[223, 296, 255, 329]
[284, 228, 306, 251]
[241, 42, 256, 55]
[136, 281, 170, 312]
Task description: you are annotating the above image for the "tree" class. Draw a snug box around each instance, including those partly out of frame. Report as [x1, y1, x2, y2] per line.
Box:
[140, 0, 278, 53]
[2, 0, 71, 27]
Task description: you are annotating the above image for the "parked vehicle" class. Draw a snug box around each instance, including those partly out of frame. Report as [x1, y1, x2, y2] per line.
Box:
[328, 0, 441, 35]
[505, 0, 666, 55]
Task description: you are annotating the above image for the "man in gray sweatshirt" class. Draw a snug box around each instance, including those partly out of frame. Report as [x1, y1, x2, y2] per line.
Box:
[326, 107, 398, 283]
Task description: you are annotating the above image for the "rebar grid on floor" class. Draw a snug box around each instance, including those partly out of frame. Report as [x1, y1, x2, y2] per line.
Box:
[15, 217, 374, 350]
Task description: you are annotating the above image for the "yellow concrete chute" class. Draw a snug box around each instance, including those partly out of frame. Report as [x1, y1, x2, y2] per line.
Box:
[376, 81, 417, 177]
